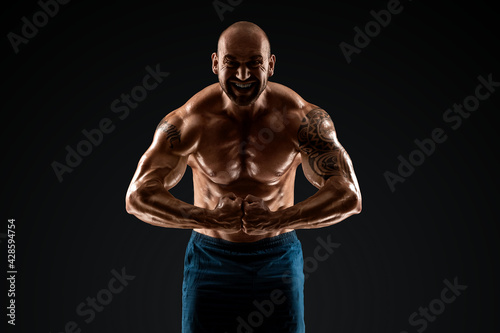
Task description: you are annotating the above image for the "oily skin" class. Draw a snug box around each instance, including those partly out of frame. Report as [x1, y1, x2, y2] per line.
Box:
[213, 25, 274, 107]
[126, 22, 361, 242]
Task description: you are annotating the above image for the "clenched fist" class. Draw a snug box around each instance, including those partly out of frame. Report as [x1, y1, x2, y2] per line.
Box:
[210, 192, 244, 232]
[242, 194, 279, 235]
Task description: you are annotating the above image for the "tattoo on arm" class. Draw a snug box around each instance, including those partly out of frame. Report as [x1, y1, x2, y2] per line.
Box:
[156, 120, 181, 148]
[298, 108, 352, 180]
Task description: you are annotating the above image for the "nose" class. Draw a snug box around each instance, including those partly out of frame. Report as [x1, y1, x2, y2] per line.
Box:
[236, 64, 251, 81]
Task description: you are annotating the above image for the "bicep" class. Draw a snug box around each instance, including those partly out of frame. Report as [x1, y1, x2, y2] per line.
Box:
[298, 108, 355, 188]
[134, 147, 188, 190]
[130, 117, 189, 191]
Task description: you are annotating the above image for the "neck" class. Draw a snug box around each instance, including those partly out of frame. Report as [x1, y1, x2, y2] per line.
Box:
[221, 88, 268, 119]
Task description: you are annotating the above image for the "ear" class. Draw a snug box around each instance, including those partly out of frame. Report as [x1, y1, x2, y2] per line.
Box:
[211, 52, 219, 75]
[268, 54, 276, 77]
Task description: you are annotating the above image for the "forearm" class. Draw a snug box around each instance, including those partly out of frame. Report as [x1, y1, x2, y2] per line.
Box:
[126, 180, 214, 229]
[275, 177, 361, 230]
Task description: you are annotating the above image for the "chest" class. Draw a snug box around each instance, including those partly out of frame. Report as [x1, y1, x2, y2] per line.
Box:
[189, 114, 300, 184]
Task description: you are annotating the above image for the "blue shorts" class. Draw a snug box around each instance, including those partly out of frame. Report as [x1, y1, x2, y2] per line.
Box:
[182, 231, 305, 333]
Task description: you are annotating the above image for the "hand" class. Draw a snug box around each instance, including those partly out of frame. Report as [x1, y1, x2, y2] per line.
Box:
[242, 195, 278, 235]
[210, 192, 243, 232]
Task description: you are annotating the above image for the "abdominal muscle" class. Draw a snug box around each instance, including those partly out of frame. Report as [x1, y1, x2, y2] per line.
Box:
[193, 228, 294, 243]
[191, 172, 296, 243]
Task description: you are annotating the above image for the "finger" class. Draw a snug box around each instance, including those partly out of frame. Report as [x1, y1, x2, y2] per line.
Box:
[223, 192, 237, 200]
[244, 194, 261, 203]
[243, 201, 250, 209]
[243, 201, 258, 212]
[242, 214, 255, 224]
[241, 218, 253, 232]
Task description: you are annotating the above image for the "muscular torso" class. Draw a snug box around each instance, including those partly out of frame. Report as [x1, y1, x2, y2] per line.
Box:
[185, 83, 308, 242]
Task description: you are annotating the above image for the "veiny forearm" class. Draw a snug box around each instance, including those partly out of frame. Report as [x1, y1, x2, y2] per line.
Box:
[126, 180, 213, 229]
[275, 177, 361, 230]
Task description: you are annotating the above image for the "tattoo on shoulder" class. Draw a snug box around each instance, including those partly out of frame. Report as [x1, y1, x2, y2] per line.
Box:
[298, 108, 351, 180]
[156, 120, 181, 148]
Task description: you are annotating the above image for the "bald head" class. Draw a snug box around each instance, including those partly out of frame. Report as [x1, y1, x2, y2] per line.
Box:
[217, 21, 271, 57]
[212, 21, 275, 106]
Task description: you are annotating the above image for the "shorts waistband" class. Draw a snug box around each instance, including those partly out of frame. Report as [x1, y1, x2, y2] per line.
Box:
[190, 230, 298, 252]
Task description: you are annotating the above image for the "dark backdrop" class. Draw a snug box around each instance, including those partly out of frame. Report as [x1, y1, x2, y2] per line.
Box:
[2, 0, 498, 332]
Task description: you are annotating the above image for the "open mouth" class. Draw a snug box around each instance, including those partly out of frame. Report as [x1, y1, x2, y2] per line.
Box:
[231, 81, 256, 90]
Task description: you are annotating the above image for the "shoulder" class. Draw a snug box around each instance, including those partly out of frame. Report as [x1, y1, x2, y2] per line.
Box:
[265, 81, 323, 130]
[162, 83, 222, 123]
[154, 84, 223, 154]
[185, 83, 224, 115]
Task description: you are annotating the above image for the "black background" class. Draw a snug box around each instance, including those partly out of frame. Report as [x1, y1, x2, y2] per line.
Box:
[2, 0, 499, 332]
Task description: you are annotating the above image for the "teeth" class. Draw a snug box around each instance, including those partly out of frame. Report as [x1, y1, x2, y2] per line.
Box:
[234, 83, 252, 88]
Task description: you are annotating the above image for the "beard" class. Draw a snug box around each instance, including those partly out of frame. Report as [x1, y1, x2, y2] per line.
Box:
[220, 79, 266, 106]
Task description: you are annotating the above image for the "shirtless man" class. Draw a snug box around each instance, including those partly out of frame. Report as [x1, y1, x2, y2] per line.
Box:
[126, 21, 361, 333]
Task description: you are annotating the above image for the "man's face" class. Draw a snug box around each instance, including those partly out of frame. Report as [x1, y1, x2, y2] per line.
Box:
[212, 33, 275, 107]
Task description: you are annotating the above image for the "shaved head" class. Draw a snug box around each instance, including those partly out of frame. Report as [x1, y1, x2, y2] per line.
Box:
[212, 21, 275, 106]
[217, 21, 271, 57]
